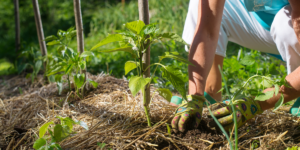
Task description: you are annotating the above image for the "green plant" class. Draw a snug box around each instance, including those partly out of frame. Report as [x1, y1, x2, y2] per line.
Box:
[97, 142, 106, 149]
[286, 146, 300, 150]
[45, 27, 98, 96]
[33, 116, 88, 150]
[91, 20, 191, 126]
[17, 47, 46, 83]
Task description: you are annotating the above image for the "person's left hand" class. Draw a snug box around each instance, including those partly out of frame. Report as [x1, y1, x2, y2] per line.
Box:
[208, 97, 263, 131]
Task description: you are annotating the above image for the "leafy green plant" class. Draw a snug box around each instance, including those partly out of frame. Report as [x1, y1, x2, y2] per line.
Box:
[17, 47, 46, 83]
[97, 142, 106, 149]
[45, 27, 98, 96]
[286, 146, 300, 150]
[91, 20, 191, 126]
[33, 116, 88, 150]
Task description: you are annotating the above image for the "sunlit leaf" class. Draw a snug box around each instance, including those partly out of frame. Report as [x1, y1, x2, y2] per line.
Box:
[254, 91, 274, 101]
[91, 34, 123, 50]
[157, 88, 172, 102]
[47, 40, 61, 46]
[273, 94, 284, 111]
[160, 65, 187, 100]
[33, 138, 47, 150]
[240, 56, 255, 66]
[129, 76, 151, 97]
[74, 74, 85, 89]
[39, 121, 54, 138]
[156, 32, 188, 45]
[125, 61, 138, 75]
[124, 20, 145, 34]
[80, 51, 94, 58]
[274, 84, 279, 96]
[87, 79, 98, 88]
[44, 35, 58, 42]
[159, 52, 194, 66]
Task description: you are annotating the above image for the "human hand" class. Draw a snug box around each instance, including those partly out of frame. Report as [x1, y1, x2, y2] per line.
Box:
[208, 97, 263, 131]
[171, 95, 205, 132]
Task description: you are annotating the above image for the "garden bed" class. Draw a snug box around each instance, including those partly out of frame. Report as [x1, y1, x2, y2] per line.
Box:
[1, 74, 300, 149]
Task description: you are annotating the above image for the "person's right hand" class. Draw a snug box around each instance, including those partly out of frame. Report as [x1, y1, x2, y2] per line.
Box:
[171, 95, 205, 133]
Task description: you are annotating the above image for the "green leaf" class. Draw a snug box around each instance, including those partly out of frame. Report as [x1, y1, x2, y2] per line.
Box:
[124, 20, 145, 34]
[39, 121, 54, 138]
[240, 56, 255, 66]
[49, 143, 63, 150]
[261, 77, 273, 88]
[97, 46, 135, 57]
[255, 91, 274, 101]
[156, 32, 188, 45]
[165, 123, 171, 136]
[74, 74, 85, 89]
[34, 60, 42, 74]
[273, 94, 284, 111]
[140, 23, 157, 36]
[57, 45, 66, 53]
[54, 74, 63, 82]
[47, 40, 61, 46]
[274, 84, 279, 96]
[44, 35, 58, 42]
[33, 138, 47, 150]
[128, 76, 151, 97]
[87, 79, 98, 88]
[65, 64, 73, 74]
[54, 124, 63, 142]
[280, 65, 286, 73]
[157, 88, 172, 102]
[124, 61, 138, 75]
[97, 142, 106, 149]
[91, 34, 123, 50]
[57, 82, 63, 95]
[80, 51, 94, 58]
[79, 61, 86, 70]
[160, 65, 187, 100]
[47, 65, 64, 76]
[160, 52, 194, 66]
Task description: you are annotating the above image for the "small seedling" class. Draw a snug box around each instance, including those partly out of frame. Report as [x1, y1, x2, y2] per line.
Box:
[33, 116, 88, 150]
[45, 27, 98, 97]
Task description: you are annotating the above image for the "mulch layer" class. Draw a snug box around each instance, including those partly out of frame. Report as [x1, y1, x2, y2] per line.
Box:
[1, 73, 300, 150]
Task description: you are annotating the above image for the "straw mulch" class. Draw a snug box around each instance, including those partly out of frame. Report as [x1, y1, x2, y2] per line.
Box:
[1, 73, 300, 150]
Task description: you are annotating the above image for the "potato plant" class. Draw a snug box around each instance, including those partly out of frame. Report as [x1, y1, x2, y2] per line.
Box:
[45, 27, 98, 97]
[33, 116, 88, 150]
[91, 20, 192, 126]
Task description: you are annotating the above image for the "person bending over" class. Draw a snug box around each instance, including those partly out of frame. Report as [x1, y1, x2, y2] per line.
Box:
[171, 0, 300, 132]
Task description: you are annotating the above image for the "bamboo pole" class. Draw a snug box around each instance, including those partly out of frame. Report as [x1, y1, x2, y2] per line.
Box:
[138, 0, 151, 126]
[73, 0, 86, 97]
[32, 0, 47, 77]
[32, 0, 47, 56]
[14, 0, 20, 52]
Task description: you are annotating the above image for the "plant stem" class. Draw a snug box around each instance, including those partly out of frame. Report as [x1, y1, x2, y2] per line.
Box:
[143, 88, 152, 127]
[67, 75, 71, 91]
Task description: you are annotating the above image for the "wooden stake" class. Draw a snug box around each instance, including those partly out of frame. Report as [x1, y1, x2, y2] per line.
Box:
[138, 0, 151, 119]
[73, 0, 86, 97]
[14, 0, 20, 52]
[32, 0, 47, 57]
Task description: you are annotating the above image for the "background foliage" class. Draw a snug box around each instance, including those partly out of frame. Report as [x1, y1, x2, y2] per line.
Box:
[0, 0, 286, 97]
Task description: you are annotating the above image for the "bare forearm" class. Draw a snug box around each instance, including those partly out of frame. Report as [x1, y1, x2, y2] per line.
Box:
[289, 0, 300, 43]
[188, 0, 225, 96]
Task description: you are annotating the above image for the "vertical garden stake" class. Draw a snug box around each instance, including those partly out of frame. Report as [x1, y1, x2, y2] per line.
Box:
[73, 0, 86, 97]
[32, 0, 47, 72]
[14, 0, 20, 52]
[138, 0, 151, 126]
